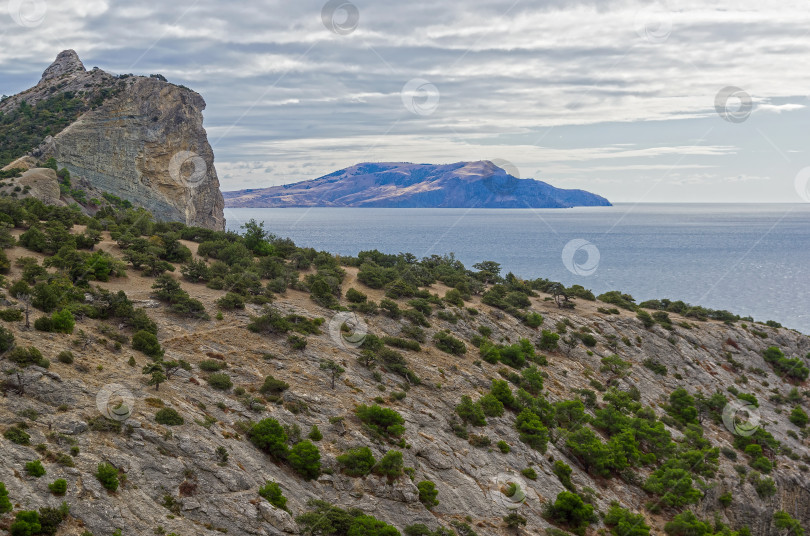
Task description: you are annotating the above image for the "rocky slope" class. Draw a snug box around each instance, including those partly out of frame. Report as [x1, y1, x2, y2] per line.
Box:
[0, 214, 809, 536]
[223, 161, 611, 208]
[0, 50, 225, 230]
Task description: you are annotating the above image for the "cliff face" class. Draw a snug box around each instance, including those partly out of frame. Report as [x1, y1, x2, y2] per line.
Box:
[2, 50, 225, 230]
[223, 161, 612, 208]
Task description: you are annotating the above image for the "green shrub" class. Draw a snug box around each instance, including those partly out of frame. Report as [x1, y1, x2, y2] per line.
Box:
[749, 472, 776, 498]
[666, 388, 698, 425]
[217, 292, 245, 310]
[0, 308, 23, 321]
[456, 396, 487, 426]
[10, 510, 41, 536]
[207, 373, 233, 391]
[543, 491, 597, 535]
[641, 358, 667, 375]
[521, 467, 537, 480]
[308, 425, 323, 441]
[155, 408, 184, 426]
[199, 359, 227, 372]
[382, 336, 421, 352]
[718, 491, 732, 507]
[258, 481, 288, 511]
[34, 315, 53, 332]
[95, 462, 119, 491]
[538, 330, 559, 351]
[132, 330, 163, 358]
[552, 460, 575, 490]
[479, 394, 505, 417]
[0, 481, 11, 514]
[355, 404, 405, 439]
[50, 309, 75, 334]
[515, 409, 549, 452]
[525, 312, 544, 328]
[433, 331, 466, 355]
[48, 479, 67, 495]
[749, 456, 772, 474]
[25, 460, 45, 477]
[287, 334, 307, 350]
[289, 440, 321, 480]
[643, 466, 701, 507]
[57, 351, 74, 364]
[490, 379, 517, 410]
[663, 511, 711, 536]
[346, 288, 367, 303]
[0, 325, 14, 352]
[373, 450, 404, 479]
[337, 446, 377, 477]
[249, 418, 289, 459]
[773, 511, 804, 536]
[7, 346, 49, 368]
[604, 502, 650, 536]
[497, 440, 510, 453]
[4, 426, 31, 445]
[417, 480, 439, 508]
[259, 374, 289, 395]
[790, 406, 809, 427]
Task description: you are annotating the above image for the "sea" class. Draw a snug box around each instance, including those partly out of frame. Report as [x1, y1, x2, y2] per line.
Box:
[224, 204, 810, 334]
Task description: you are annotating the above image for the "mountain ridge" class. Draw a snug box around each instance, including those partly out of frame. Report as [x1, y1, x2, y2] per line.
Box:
[224, 161, 611, 208]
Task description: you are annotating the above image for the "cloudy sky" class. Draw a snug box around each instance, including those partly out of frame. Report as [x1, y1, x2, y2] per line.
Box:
[2, 0, 810, 202]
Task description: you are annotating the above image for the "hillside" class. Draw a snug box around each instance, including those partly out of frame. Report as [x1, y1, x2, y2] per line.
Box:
[223, 161, 611, 208]
[0, 50, 225, 230]
[0, 197, 809, 536]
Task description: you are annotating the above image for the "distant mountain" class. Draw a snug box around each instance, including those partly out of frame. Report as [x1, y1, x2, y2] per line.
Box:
[223, 161, 611, 208]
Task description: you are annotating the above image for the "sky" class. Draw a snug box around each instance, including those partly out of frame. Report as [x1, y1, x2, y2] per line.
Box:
[2, 0, 810, 203]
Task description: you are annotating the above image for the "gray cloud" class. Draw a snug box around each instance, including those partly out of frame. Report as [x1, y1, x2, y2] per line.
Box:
[1, 0, 809, 201]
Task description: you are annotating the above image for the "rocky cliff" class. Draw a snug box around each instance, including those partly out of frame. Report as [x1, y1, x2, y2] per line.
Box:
[0, 50, 225, 230]
[223, 161, 611, 208]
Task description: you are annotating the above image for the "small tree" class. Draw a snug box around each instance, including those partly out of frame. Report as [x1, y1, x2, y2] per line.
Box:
[0, 481, 11, 513]
[373, 450, 404, 479]
[142, 362, 167, 391]
[320, 360, 344, 390]
[95, 462, 119, 491]
[337, 446, 376, 476]
[417, 480, 439, 509]
[789, 406, 809, 428]
[249, 418, 289, 460]
[288, 440, 321, 480]
[600, 355, 632, 381]
[258, 481, 288, 512]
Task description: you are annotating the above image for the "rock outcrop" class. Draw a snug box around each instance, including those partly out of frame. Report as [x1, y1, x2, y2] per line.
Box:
[0, 50, 225, 230]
